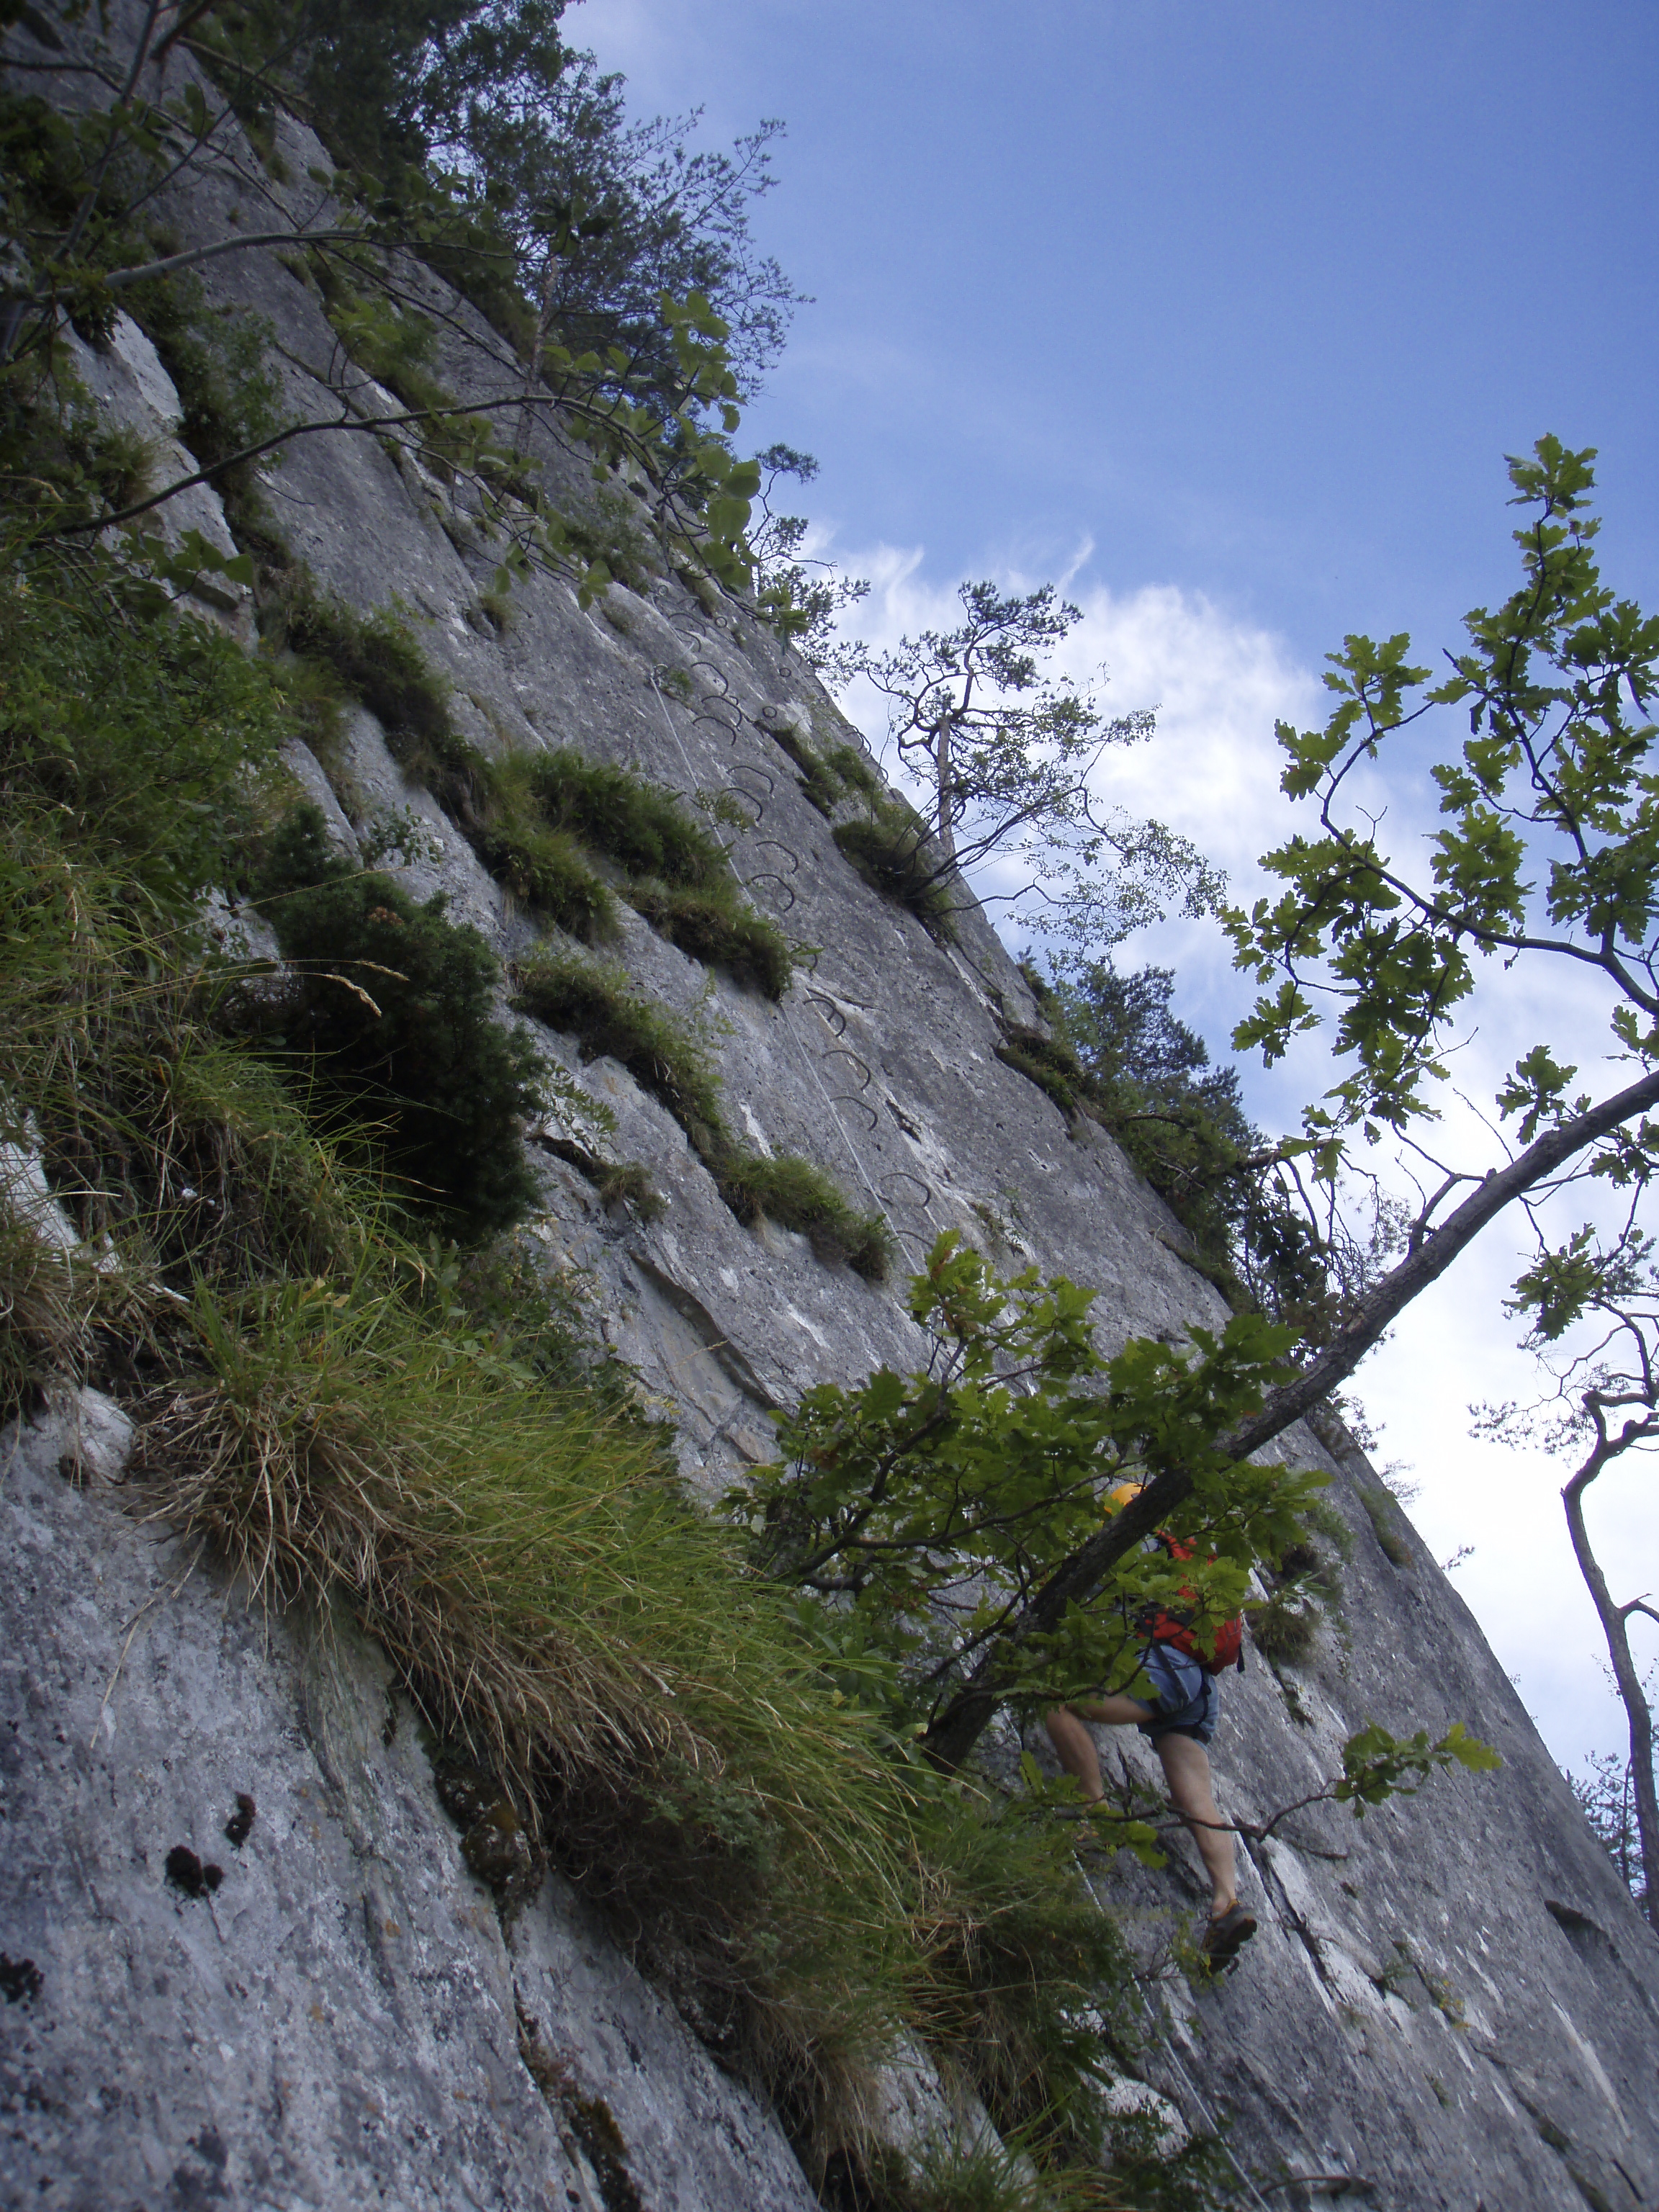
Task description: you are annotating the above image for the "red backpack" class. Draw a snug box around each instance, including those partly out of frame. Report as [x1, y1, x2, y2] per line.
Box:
[1138, 1532, 1245, 1675]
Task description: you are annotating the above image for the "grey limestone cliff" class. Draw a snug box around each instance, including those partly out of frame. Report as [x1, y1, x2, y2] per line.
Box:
[4, 16, 1658, 2208]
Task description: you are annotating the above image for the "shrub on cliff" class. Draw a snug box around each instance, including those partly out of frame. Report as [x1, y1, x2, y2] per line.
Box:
[252, 804, 547, 1236]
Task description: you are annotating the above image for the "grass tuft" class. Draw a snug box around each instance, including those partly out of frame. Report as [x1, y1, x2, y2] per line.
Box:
[1250, 1592, 1321, 1664]
[273, 580, 459, 769]
[0, 1184, 89, 1417]
[834, 813, 958, 940]
[764, 722, 884, 819]
[511, 953, 726, 1148]
[1360, 1485, 1414, 1569]
[131, 1280, 703, 1786]
[475, 814, 621, 943]
[995, 1029, 1085, 1118]
[512, 953, 890, 1274]
[629, 881, 794, 998]
[532, 746, 727, 887]
[716, 1154, 892, 1282]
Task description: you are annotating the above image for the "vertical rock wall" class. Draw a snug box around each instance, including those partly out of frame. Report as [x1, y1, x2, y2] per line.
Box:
[4, 17, 1658, 2205]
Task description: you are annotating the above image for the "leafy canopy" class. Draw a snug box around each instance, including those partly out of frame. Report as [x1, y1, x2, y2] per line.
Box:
[732, 1233, 1324, 1732]
[1230, 436, 1659, 1201]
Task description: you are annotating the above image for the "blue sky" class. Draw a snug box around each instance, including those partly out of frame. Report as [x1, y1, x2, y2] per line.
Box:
[572, 0, 1659, 1779]
[577, 0, 1658, 660]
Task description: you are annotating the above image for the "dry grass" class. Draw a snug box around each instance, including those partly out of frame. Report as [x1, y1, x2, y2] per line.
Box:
[0, 1179, 90, 1415]
[125, 1274, 1005, 2164]
[130, 1275, 912, 1878]
[133, 1280, 710, 1786]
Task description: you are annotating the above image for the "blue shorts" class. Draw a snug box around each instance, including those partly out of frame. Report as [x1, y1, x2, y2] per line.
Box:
[1137, 1642, 1218, 1746]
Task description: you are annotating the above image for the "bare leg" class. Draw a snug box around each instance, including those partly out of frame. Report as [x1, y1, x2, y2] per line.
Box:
[1155, 1731, 1236, 1919]
[1044, 1696, 1153, 1803]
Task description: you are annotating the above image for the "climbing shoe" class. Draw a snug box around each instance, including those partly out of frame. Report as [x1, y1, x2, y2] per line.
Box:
[1198, 1902, 1257, 1972]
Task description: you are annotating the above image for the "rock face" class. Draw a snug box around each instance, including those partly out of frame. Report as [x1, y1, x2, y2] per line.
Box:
[1, 1390, 819, 2212]
[5, 15, 1659, 2206]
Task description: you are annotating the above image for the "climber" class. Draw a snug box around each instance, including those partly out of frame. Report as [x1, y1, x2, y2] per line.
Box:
[1045, 1480, 1257, 1971]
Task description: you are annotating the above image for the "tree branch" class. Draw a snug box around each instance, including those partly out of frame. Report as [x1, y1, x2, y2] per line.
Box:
[923, 1053, 1659, 1768]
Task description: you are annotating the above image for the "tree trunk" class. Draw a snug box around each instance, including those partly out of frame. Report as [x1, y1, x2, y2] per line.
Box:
[1563, 1442, 1659, 1921]
[932, 714, 956, 860]
[921, 1058, 1659, 1772]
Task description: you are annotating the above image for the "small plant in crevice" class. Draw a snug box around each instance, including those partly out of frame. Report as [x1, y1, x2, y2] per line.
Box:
[533, 1133, 667, 1226]
[267, 577, 462, 773]
[511, 953, 727, 1148]
[1359, 1485, 1414, 1570]
[511, 747, 795, 995]
[628, 882, 793, 998]
[763, 719, 883, 819]
[469, 809, 621, 945]
[1250, 1508, 1349, 1665]
[122, 272, 286, 531]
[994, 1027, 1087, 1121]
[715, 1154, 891, 1282]
[532, 747, 727, 885]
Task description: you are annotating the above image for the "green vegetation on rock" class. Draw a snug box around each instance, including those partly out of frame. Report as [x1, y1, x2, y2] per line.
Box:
[0, 529, 1159, 2195]
[511, 951, 890, 1279]
[251, 803, 549, 1236]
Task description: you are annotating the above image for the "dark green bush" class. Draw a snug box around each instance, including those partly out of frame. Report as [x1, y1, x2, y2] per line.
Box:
[253, 805, 545, 1236]
[715, 1153, 891, 1282]
[833, 813, 956, 939]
